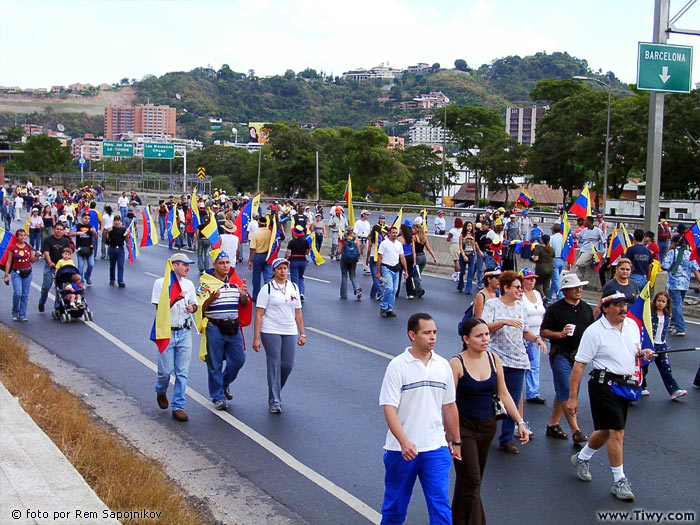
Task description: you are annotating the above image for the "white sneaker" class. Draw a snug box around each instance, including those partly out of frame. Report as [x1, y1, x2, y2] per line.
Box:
[671, 389, 687, 400]
[641, 389, 650, 396]
[452, 272, 459, 281]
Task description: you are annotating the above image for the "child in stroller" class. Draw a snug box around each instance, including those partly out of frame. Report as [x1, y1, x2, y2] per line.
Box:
[63, 273, 85, 309]
[53, 249, 92, 321]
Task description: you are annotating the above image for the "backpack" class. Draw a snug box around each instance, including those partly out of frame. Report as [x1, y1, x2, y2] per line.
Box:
[341, 239, 359, 262]
[457, 290, 499, 335]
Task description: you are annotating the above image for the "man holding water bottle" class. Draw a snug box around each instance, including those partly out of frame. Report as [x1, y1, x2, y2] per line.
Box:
[540, 274, 595, 446]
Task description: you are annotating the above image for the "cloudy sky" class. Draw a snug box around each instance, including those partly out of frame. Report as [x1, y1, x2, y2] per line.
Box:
[1, 0, 698, 88]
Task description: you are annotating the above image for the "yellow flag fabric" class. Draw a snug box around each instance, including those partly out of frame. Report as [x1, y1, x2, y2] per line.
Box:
[153, 259, 175, 347]
[23, 217, 30, 234]
[195, 272, 227, 361]
[421, 209, 428, 233]
[391, 208, 403, 229]
[649, 259, 662, 288]
[308, 235, 326, 266]
[346, 175, 355, 227]
[621, 223, 633, 249]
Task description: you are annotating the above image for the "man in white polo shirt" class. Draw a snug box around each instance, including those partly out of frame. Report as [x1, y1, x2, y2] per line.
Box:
[567, 292, 654, 501]
[353, 210, 372, 274]
[379, 313, 461, 524]
[376, 226, 408, 318]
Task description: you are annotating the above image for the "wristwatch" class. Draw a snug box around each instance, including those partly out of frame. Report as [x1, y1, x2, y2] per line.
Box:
[452, 441, 462, 446]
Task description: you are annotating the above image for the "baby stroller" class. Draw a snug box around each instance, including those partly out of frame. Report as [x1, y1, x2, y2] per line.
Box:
[52, 264, 93, 323]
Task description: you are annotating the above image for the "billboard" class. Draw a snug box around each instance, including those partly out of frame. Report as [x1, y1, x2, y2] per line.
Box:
[248, 122, 270, 143]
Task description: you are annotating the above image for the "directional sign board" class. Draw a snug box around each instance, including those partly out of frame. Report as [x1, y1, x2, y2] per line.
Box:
[143, 143, 175, 159]
[637, 42, 693, 93]
[102, 141, 134, 157]
[197, 166, 206, 180]
[77, 156, 86, 167]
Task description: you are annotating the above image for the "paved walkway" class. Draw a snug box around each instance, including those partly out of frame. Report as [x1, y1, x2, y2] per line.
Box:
[0, 381, 119, 525]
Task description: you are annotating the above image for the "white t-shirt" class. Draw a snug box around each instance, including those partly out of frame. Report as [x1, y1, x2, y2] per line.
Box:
[575, 316, 640, 376]
[653, 314, 664, 345]
[522, 291, 545, 335]
[102, 213, 114, 230]
[379, 348, 456, 452]
[117, 196, 129, 208]
[434, 216, 446, 232]
[255, 280, 302, 335]
[485, 229, 501, 244]
[247, 220, 259, 237]
[353, 219, 371, 239]
[378, 238, 403, 267]
[219, 234, 239, 268]
[150, 277, 197, 327]
[448, 227, 461, 243]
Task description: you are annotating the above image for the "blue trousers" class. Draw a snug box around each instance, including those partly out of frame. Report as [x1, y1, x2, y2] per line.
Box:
[252, 252, 272, 301]
[158, 216, 166, 240]
[29, 229, 42, 251]
[381, 447, 452, 525]
[525, 341, 541, 399]
[668, 289, 687, 333]
[39, 263, 54, 309]
[289, 260, 306, 295]
[369, 259, 382, 300]
[475, 252, 484, 287]
[499, 367, 525, 447]
[197, 237, 211, 272]
[549, 257, 565, 301]
[641, 345, 680, 394]
[10, 270, 32, 319]
[629, 273, 647, 291]
[457, 253, 475, 293]
[380, 265, 400, 312]
[77, 253, 94, 282]
[204, 323, 245, 402]
[108, 246, 125, 283]
[155, 328, 192, 411]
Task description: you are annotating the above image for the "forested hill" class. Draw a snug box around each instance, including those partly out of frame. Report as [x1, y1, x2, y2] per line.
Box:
[136, 52, 630, 132]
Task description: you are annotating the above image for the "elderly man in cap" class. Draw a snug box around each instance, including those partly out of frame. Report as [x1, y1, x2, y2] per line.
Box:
[568, 291, 655, 501]
[151, 253, 198, 422]
[354, 210, 372, 274]
[540, 273, 594, 446]
[434, 209, 446, 235]
[328, 206, 348, 260]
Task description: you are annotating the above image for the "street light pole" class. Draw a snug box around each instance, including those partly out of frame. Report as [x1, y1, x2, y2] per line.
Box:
[572, 76, 611, 214]
[440, 104, 447, 205]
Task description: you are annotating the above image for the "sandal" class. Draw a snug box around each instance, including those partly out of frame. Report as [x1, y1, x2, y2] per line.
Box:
[546, 424, 569, 440]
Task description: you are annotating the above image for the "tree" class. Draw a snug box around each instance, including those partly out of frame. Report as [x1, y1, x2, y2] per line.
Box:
[479, 136, 525, 204]
[11, 135, 73, 172]
[454, 59, 469, 72]
[432, 63, 441, 71]
[399, 145, 456, 200]
[1, 125, 25, 142]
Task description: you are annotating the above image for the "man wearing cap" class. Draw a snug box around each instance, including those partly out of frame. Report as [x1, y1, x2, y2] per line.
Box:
[568, 292, 655, 501]
[328, 206, 348, 260]
[662, 234, 700, 337]
[354, 210, 372, 274]
[151, 253, 198, 422]
[518, 209, 532, 241]
[574, 216, 606, 280]
[201, 249, 250, 410]
[434, 210, 446, 236]
[248, 216, 272, 301]
[540, 273, 594, 446]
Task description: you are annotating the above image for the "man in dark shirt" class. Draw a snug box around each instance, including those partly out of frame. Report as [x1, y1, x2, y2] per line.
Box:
[540, 273, 594, 446]
[106, 215, 127, 287]
[474, 220, 491, 287]
[38, 223, 72, 313]
[72, 213, 97, 285]
[624, 229, 652, 290]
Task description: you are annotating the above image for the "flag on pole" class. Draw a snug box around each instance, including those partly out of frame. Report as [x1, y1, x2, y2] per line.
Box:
[606, 226, 626, 264]
[420, 209, 428, 233]
[561, 212, 576, 264]
[627, 282, 654, 352]
[190, 189, 201, 231]
[0, 226, 16, 267]
[306, 234, 326, 265]
[569, 186, 592, 219]
[201, 208, 221, 249]
[140, 206, 159, 247]
[166, 206, 180, 244]
[234, 194, 261, 244]
[126, 220, 140, 264]
[149, 259, 183, 352]
[344, 175, 355, 227]
[684, 217, 700, 262]
[620, 223, 633, 249]
[266, 214, 281, 264]
[591, 244, 602, 272]
[391, 208, 403, 230]
[517, 190, 532, 207]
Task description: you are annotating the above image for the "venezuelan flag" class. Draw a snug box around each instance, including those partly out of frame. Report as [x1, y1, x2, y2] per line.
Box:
[607, 226, 625, 263]
[621, 223, 633, 249]
[0, 226, 16, 267]
[684, 218, 700, 262]
[266, 215, 281, 264]
[306, 234, 326, 266]
[345, 175, 355, 227]
[126, 220, 140, 264]
[591, 244, 602, 272]
[150, 259, 183, 352]
[391, 208, 403, 230]
[234, 194, 261, 243]
[561, 213, 576, 264]
[166, 206, 180, 244]
[627, 282, 654, 354]
[190, 189, 201, 231]
[140, 206, 159, 247]
[569, 186, 592, 219]
[517, 190, 532, 207]
[201, 208, 221, 249]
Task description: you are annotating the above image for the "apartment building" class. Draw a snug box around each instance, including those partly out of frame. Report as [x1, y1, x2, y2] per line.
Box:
[505, 106, 545, 146]
[104, 104, 176, 140]
[387, 136, 405, 150]
[342, 62, 402, 82]
[406, 120, 451, 147]
[71, 135, 104, 160]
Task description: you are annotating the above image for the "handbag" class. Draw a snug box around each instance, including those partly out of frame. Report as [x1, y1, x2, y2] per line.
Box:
[488, 352, 507, 420]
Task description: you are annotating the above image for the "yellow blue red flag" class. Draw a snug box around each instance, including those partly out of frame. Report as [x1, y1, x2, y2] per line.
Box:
[569, 186, 592, 219]
[140, 205, 159, 247]
[150, 259, 182, 352]
[344, 175, 355, 227]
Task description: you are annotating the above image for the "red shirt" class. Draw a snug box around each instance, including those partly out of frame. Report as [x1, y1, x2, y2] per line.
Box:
[9, 244, 32, 270]
[646, 241, 660, 260]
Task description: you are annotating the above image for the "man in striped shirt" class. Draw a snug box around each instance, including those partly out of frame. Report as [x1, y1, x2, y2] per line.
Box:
[201, 249, 250, 410]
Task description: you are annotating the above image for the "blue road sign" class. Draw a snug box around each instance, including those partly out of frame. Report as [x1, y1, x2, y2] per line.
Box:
[78, 156, 86, 167]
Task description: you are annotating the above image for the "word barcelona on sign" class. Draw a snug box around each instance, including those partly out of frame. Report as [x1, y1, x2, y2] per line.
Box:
[637, 42, 693, 94]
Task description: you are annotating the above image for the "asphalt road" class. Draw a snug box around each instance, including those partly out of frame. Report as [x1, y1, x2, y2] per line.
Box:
[2, 229, 699, 525]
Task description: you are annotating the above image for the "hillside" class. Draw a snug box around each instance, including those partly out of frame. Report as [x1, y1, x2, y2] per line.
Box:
[1, 52, 630, 140]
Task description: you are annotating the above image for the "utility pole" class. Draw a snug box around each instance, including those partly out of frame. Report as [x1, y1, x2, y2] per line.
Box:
[80, 145, 84, 183]
[182, 148, 187, 194]
[257, 145, 262, 193]
[440, 104, 447, 205]
[315, 151, 319, 201]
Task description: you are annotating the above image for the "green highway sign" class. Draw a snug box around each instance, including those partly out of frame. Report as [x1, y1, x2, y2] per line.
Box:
[143, 143, 175, 159]
[637, 42, 693, 93]
[102, 141, 134, 157]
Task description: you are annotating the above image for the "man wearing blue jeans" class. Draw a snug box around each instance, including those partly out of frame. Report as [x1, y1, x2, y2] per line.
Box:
[38, 223, 72, 313]
[662, 235, 700, 336]
[540, 273, 594, 445]
[379, 313, 460, 525]
[548, 224, 565, 301]
[376, 227, 407, 318]
[151, 253, 198, 421]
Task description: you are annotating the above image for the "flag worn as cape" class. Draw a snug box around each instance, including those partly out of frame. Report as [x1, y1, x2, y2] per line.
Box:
[195, 269, 252, 361]
[166, 206, 181, 244]
[150, 259, 182, 352]
[140, 206, 159, 247]
[201, 208, 221, 249]
[569, 186, 592, 219]
[685, 218, 700, 262]
[190, 189, 201, 231]
[561, 213, 576, 264]
[344, 175, 355, 227]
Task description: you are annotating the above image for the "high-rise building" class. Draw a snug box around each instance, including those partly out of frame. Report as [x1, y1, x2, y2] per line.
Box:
[505, 107, 545, 146]
[406, 119, 451, 147]
[104, 104, 176, 140]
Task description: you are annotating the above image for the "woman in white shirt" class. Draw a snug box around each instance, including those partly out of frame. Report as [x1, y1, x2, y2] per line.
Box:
[253, 258, 306, 413]
[520, 268, 547, 409]
[446, 217, 463, 281]
[100, 205, 115, 259]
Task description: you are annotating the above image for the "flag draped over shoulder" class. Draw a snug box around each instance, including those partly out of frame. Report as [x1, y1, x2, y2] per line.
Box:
[166, 206, 180, 244]
[344, 175, 355, 227]
[517, 190, 532, 207]
[201, 208, 221, 249]
[234, 194, 260, 244]
[684, 218, 700, 262]
[561, 212, 576, 264]
[126, 220, 140, 264]
[569, 186, 592, 219]
[306, 234, 325, 265]
[391, 208, 403, 230]
[150, 259, 182, 352]
[266, 214, 280, 263]
[0, 226, 16, 267]
[140, 206, 159, 247]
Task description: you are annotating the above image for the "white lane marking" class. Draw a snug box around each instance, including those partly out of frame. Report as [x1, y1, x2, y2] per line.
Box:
[154, 244, 195, 253]
[307, 327, 393, 360]
[29, 283, 380, 523]
[144, 272, 161, 278]
[305, 276, 331, 284]
[423, 272, 453, 280]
